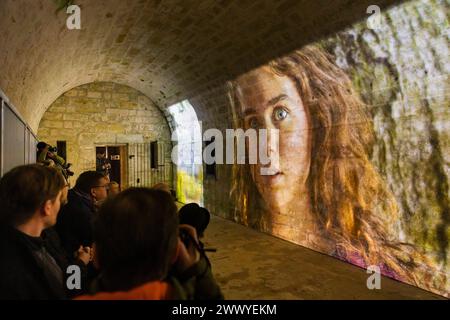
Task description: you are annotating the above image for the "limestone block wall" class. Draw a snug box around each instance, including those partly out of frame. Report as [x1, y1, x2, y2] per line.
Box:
[190, 0, 449, 296]
[37, 82, 173, 186]
[322, 0, 449, 266]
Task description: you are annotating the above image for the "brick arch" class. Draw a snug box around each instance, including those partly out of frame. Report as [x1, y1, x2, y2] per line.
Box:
[37, 81, 174, 185]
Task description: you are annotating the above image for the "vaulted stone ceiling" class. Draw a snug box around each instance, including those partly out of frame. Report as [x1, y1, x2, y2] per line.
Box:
[0, 0, 401, 131]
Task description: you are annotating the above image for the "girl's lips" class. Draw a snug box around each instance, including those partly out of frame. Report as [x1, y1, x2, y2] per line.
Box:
[260, 168, 281, 176]
[261, 171, 283, 182]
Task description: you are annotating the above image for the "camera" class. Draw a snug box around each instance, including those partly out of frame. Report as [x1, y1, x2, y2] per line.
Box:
[64, 168, 75, 177]
[37, 142, 57, 154]
[59, 161, 74, 178]
[37, 141, 74, 179]
[179, 228, 202, 252]
[58, 162, 75, 179]
[179, 228, 192, 248]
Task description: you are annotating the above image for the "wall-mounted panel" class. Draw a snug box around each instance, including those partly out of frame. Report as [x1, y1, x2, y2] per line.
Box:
[0, 91, 37, 176]
[2, 103, 26, 174]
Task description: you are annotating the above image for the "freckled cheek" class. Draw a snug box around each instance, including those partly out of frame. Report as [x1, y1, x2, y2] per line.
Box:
[278, 130, 309, 157]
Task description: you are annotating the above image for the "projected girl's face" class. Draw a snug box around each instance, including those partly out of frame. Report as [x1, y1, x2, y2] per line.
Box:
[235, 66, 311, 213]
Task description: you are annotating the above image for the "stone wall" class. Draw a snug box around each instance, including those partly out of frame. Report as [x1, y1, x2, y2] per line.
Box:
[322, 0, 449, 266]
[193, 0, 449, 296]
[0, 0, 399, 132]
[37, 82, 173, 186]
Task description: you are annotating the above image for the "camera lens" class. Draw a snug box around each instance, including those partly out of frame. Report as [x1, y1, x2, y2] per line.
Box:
[180, 229, 191, 247]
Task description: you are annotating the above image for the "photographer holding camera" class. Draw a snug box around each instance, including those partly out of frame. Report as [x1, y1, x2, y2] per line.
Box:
[75, 188, 223, 300]
[37, 142, 74, 180]
[96, 150, 111, 179]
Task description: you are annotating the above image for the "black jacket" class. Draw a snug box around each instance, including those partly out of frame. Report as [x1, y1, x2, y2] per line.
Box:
[0, 226, 65, 299]
[42, 228, 89, 297]
[0, 226, 87, 300]
[55, 189, 95, 257]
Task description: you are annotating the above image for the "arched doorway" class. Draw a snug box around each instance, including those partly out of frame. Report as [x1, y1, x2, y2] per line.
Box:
[168, 100, 203, 204]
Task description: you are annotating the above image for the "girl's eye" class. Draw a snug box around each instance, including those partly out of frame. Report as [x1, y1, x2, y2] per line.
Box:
[248, 117, 259, 129]
[273, 107, 288, 121]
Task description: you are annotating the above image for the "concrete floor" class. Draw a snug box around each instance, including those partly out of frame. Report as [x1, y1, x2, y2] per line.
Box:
[203, 215, 445, 300]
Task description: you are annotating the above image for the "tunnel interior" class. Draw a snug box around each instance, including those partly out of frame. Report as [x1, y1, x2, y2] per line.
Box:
[0, 0, 448, 299]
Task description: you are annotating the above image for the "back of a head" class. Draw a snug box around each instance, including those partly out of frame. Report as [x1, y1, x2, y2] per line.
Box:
[36, 142, 45, 150]
[75, 171, 105, 194]
[179, 203, 211, 237]
[94, 187, 178, 291]
[0, 164, 65, 227]
[36, 141, 48, 150]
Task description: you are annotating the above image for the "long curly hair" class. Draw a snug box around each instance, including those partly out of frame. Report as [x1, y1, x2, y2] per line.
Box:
[228, 45, 447, 296]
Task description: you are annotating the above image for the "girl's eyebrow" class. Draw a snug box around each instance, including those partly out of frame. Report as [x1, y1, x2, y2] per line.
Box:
[243, 108, 257, 117]
[242, 94, 289, 117]
[267, 94, 288, 107]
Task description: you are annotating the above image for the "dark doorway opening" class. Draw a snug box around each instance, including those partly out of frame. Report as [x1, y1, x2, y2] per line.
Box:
[56, 141, 67, 162]
[95, 145, 128, 188]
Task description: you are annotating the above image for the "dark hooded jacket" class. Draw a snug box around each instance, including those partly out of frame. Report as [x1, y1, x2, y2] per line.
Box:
[55, 188, 96, 257]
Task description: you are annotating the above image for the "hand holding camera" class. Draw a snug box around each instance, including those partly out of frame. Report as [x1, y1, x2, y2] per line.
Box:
[175, 225, 201, 273]
[37, 142, 74, 177]
[75, 245, 92, 266]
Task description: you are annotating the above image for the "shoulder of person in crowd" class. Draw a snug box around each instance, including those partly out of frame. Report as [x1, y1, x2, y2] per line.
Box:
[168, 252, 224, 300]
